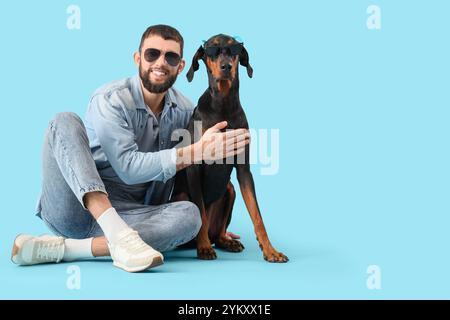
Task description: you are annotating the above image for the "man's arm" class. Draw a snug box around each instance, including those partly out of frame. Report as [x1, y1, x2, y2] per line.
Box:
[88, 94, 177, 184]
[88, 96, 250, 183]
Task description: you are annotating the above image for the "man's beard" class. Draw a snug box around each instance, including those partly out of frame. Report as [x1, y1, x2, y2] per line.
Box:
[139, 64, 178, 94]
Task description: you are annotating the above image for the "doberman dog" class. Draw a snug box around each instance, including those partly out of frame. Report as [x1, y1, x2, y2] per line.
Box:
[171, 34, 288, 263]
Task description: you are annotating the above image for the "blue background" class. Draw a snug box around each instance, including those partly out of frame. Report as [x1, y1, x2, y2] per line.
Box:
[1, 0, 449, 299]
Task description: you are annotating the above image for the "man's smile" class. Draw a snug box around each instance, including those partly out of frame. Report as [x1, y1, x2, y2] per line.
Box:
[150, 68, 168, 80]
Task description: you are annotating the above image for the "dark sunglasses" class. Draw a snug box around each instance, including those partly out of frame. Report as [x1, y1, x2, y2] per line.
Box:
[143, 48, 181, 67]
[204, 43, 244, 59]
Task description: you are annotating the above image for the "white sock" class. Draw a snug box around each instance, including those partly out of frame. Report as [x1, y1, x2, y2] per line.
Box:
[63, 238, 94, 261]
[96, 207, 129, 243]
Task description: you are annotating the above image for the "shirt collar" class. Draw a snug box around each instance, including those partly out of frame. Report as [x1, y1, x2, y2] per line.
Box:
[131, 74, 178, 111]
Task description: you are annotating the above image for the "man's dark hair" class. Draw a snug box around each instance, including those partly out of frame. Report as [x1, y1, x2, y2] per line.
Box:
[139, 24, 184, 57]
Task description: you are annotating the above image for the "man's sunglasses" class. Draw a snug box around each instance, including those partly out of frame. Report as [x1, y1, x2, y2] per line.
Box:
[143, 48, 181, 67]
[204, 43, 244, 59]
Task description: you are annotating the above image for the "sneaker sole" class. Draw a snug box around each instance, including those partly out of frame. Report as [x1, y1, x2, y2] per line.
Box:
[113, 255, 164, 273]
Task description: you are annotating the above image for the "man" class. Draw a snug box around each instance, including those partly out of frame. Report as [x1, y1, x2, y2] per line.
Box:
[11, 25, 249, 272]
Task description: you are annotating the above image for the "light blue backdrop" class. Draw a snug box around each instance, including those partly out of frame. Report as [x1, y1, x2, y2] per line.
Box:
[0, 0, 449, 299]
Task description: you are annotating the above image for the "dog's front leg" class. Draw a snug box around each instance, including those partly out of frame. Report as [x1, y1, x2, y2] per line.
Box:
[236, 163, 288, 263]
[186, 165, 217, 260]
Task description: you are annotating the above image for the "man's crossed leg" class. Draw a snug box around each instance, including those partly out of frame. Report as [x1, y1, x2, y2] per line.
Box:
[11, 112, 201, 272]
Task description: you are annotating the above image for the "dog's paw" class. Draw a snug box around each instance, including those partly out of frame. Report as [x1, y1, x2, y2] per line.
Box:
[216, 237, 245, 252]
[197, 246, 217, 260]
[263, 248, 289, 263]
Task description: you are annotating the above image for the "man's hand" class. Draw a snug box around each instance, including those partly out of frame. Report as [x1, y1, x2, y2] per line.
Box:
[176, 121, 250, 171]
[196, 121, 250, 162]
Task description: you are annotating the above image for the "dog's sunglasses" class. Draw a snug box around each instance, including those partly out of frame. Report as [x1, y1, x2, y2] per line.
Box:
[203, 43, 244, 59]
[143, 48, 181, 67]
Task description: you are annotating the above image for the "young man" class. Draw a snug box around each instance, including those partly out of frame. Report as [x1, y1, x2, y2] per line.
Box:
[11, 25, 249, 272]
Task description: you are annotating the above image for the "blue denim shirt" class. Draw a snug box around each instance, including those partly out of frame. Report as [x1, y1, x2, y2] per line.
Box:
[84, 75, 194, 204]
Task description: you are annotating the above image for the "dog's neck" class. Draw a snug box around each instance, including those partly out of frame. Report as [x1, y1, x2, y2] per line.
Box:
[205, 78, 241, 115]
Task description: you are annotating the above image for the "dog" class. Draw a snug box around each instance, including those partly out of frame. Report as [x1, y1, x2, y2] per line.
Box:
[171, 34, 288, 263]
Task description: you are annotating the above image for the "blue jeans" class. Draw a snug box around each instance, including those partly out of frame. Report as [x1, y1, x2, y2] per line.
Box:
[35, 112, 201, 252]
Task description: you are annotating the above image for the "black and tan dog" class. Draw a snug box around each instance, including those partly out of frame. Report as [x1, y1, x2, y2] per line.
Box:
[172, 34, 288, 263]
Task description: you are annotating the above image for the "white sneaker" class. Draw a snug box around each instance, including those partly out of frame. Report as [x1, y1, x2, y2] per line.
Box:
[11, 234, 65, 265]
[108, 228, 164, 273]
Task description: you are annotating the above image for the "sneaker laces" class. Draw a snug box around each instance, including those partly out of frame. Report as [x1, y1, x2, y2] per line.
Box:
[120, 231, 150, 254]
[36, 240, 63, 262]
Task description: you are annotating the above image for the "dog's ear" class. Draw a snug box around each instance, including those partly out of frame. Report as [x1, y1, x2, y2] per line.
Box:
[239, 46, 253, 78]
[186, 45, 205, 82]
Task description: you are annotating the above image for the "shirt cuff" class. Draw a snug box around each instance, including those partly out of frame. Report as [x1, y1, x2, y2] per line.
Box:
[160, 148, 177, 183]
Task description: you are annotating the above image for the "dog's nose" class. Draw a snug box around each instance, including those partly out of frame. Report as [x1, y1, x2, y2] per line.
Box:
[220, 63, 232, 72]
